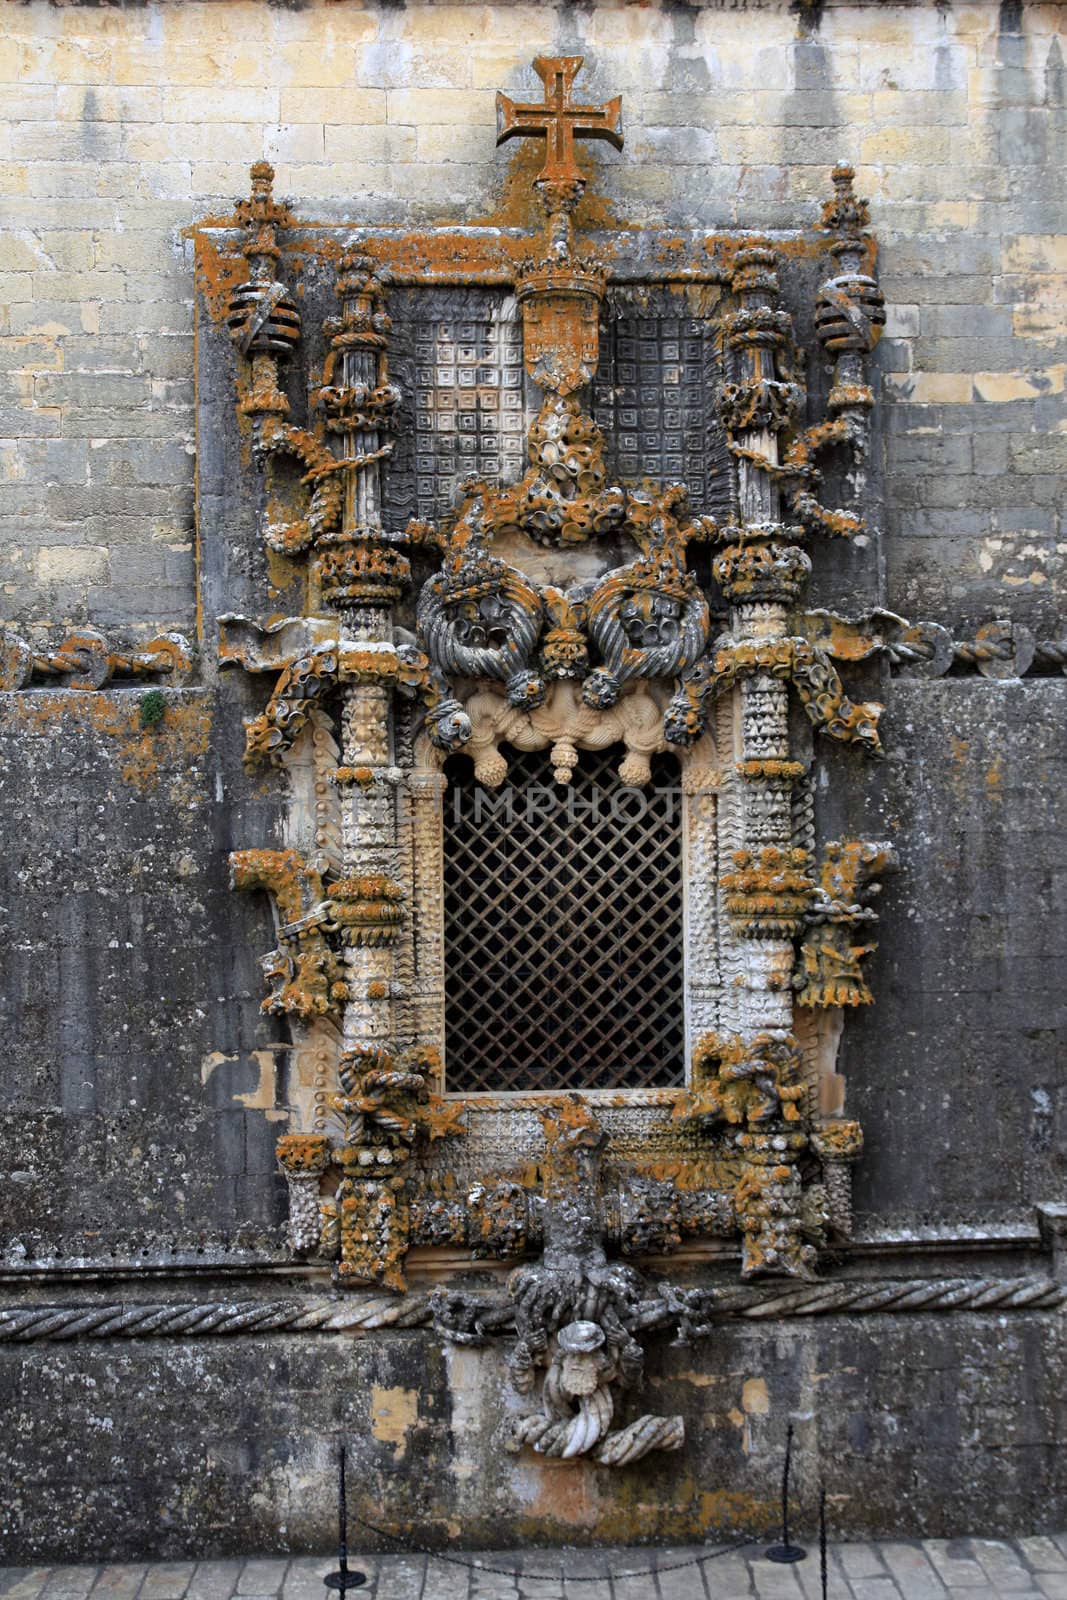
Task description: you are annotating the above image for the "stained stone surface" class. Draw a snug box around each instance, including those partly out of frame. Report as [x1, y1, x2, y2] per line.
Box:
[1, 0, 1065, 1566]
[1, 1315, 1065, 1560]
[2, 679, 1062, 1262]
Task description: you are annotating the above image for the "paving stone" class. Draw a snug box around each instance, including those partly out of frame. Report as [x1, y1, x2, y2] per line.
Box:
[609, 1572, 652, 1600]
[942, 1591, 1040, 1600]
[186, 1564, 243, 1600]
[1, 1576, 53, 1600]
[656, 1547, 726, 1600]
[745, 1561, 807, 1598]
[140, 1569, 196, 1600]
[282, 1559, 357, 1600]
[18, 1540, 1067, 1600]
[923, 1542, 988, 1588]
[793, 1559, 834, 1600]
[89, 1571, 147, 1600]
[42, 1574, 100, 1599]
[1018, 1543, 1067, 1574]
[972, 1539, 1041, 1590]
[426, 1558, 471, 1600]
[836, 1544, 888, 1580]
[236, 1568, 286, 1598]
[371, 1557, 425, 1600]
[878, 1542, 946, 1598]
[560, 1581, 612, 1600]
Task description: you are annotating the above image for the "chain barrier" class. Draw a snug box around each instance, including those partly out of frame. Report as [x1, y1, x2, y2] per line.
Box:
[350, 1510, 775, 1584]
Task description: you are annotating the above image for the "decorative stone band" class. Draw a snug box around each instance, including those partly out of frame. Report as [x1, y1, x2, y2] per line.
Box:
[3, 1276, 1063, 1344]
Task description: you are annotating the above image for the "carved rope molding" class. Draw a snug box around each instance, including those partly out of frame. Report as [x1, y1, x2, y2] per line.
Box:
[2, 1277, 1063, 1345]
[196, 55, 1050, 1467]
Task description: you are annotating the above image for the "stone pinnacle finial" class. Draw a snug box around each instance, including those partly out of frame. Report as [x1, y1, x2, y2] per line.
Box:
[820, 163, 871, 239]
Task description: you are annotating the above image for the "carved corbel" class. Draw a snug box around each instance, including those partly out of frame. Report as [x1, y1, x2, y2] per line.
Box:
[276, 1133, 331, 1254]
[455, 679, 668, 787]
[242, 647, 341, 768]
[676, 1031, 808, 1131]
[734, 1129, 826, 1279]
[503, 1099, 685, 1464]
[811, 1119, 864, 1239]
[672, 1032, 826, 1278]
[230, 848, 346, 1022]
[796, 840, 897, 1009]
[289, 1042, 463, 1291]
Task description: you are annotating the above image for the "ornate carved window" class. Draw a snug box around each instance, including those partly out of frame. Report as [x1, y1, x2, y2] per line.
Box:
[196, 57, 894, 1469]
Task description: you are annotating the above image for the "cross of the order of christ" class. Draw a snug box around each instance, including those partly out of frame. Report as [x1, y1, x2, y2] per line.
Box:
[496, 56, 623, 191]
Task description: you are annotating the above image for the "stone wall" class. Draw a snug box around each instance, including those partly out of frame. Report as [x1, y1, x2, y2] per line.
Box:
[1, 0, 1065, 1563]
[1, 0, 1064, 643]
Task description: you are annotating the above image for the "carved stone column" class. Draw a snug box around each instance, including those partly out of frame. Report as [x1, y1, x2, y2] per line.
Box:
[407, 769, 447, 1080]
[722, 248, 810, 1038]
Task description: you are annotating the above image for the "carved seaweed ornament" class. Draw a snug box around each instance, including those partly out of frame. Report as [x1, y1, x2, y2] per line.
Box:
[212, 61, 898, 1465]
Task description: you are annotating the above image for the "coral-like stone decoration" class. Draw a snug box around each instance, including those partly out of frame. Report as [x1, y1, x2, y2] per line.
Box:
[209, 55, 901, 1462]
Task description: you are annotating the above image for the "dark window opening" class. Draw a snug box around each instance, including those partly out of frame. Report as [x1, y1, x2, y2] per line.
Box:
[443, 745, 685, 1093]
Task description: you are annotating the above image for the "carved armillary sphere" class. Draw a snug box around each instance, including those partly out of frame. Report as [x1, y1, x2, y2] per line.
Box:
[496, 55, 623, 197]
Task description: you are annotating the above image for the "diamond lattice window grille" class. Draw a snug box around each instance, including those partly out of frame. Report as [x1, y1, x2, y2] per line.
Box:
[443, 746, 685, 1093]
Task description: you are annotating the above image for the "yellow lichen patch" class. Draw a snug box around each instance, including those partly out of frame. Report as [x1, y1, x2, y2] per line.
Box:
[728, 1377, 772, 1456]
[194, 233, 248, 326]
[12, 691, 210, 801]
[369, 1386, 418, 1462]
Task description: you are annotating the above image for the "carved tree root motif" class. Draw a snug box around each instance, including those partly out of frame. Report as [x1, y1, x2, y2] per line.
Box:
[595, 1414, 685, 1465]
[507, 1316, 684, 1463]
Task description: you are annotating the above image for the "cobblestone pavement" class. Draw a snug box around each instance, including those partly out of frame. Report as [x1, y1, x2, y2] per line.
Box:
[5, 1536, 1067, 1600]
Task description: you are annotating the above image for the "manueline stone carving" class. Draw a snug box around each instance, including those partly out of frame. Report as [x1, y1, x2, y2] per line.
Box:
[206, 56, 906, 1465]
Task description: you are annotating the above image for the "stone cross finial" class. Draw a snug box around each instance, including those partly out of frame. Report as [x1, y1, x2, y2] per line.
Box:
[496, 56, 623, 192]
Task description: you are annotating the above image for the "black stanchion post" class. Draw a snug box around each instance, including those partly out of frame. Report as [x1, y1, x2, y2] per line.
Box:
[765, 1421, 807, 1564]
[325, 1442, 367, 1595]
[819, 1485, 828, 1598]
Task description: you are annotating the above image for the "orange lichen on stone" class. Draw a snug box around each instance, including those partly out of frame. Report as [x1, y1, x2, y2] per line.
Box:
[194, 234, 249, 327]
[737, 758, 806, 780]
[796, 839, 896, 1009]
[275, 1133, 330, 1174]
[811, 1119, 863, 1161]
[676, 1031, 807, 1131]
[229, 847, 325, 926]
[328, 874, 405, 947]
[11, 691, 210, 800]
[721, 846, 815, 938]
